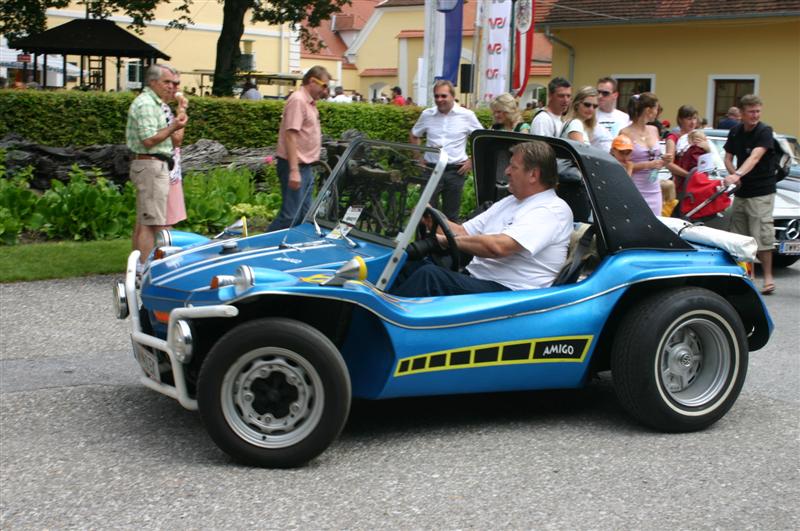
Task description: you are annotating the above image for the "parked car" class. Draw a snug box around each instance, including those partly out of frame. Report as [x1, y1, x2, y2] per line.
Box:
[663, 129, 800, 267]
[114, 133, 773, 468]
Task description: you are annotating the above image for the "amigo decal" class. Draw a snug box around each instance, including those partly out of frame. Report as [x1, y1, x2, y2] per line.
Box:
[394, 335, 593, 376]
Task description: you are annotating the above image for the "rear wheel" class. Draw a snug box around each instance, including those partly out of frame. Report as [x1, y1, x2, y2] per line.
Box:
[198, 318, 351, 468]
[611, 287, 748, 432]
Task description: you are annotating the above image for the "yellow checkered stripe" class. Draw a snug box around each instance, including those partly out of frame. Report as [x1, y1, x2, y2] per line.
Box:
[394, 335, 593, 377]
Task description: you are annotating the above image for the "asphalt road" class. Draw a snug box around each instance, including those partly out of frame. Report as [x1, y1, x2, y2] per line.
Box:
[1, 266, 798, 529]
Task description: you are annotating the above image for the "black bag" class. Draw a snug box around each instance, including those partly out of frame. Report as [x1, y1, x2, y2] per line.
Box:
[773, 136, 792, 182]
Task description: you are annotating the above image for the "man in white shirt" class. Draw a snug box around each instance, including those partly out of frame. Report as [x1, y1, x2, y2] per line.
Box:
[329, 86, 352, 103]
[595, 77, 630, 138]
[531, 77, 572, 137]
[410, 79, 483, 220]
[391, 140, 573, 297]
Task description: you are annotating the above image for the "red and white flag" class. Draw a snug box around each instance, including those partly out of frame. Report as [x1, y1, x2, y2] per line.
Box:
[511, 0, 535, 96]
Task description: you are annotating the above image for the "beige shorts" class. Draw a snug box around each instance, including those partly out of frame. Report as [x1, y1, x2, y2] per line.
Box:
[129, 159, 170, 226]
[729, 194, 775, 251]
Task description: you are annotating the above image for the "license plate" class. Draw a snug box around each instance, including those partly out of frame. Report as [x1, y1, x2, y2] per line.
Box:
[779, 240, 800, 255]
[132, 340, 160, 382]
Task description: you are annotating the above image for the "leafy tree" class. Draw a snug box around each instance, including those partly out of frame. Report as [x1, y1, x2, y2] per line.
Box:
[1, 0, 349, 96]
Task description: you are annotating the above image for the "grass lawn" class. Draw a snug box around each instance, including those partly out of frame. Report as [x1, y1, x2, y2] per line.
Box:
[0, 239, 131, 283]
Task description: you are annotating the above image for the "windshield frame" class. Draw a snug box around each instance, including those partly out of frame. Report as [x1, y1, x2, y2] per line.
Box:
[302, 138, 449, 290]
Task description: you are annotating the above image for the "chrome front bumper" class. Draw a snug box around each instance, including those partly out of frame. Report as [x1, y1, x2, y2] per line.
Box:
[121, 251, 239, 410]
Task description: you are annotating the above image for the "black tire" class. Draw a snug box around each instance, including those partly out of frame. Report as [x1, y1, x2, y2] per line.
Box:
[772, 253, 799, 268]
[611, 287, 748, 432]
[198, 318, 351, 468]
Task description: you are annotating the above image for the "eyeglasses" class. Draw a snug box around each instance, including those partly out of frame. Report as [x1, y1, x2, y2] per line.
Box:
[169, 81, 180, 87]
[433, 94, 450, 99]
[597, 90, 612, 97]
[309, 77, 327, 87]
[581, 102, 599, 109]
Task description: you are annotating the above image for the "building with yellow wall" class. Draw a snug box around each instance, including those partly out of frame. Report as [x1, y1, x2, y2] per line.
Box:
[538, 2, 800, 136]
[40, 2, 297, 97]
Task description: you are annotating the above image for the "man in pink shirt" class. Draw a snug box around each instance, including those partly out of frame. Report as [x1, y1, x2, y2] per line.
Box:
[268, 65, 331, 231]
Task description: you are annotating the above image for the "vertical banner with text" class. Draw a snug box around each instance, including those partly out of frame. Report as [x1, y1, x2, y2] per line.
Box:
[479, 0, 512, 105]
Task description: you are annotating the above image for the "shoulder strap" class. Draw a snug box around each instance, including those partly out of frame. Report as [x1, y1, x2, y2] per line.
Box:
[560, 119, 575, 138]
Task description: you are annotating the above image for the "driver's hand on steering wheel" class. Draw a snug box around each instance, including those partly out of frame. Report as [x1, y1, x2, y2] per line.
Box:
[421, 212, 433, 232]
[436, 232, 449, 249]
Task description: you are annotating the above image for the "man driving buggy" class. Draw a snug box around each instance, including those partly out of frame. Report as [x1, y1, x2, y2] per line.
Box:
[391, 140, 573, 297]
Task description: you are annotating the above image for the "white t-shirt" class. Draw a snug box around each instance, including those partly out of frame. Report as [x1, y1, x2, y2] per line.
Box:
[411, 104, 483, 164]
[591, 122, 613, 152]
[329, 94, 352, 103]
[561, 119, 590, 145]
[462, 189, 573, 290]
[596, 108, 630, 138]
[530, 108, 564, 138]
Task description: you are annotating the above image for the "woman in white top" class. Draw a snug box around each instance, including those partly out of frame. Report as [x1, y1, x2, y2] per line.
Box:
[561, 86, 604, 148]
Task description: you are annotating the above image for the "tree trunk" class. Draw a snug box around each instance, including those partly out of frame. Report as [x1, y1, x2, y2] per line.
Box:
[212, 0, 251, 97]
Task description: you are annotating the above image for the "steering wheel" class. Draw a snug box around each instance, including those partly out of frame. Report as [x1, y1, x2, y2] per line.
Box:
[408, 206, 460, 271]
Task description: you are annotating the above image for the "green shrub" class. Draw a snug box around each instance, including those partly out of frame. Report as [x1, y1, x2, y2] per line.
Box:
[35, 166, 136, 241]
[0, 152, 44, 244]
[177, 167, 261, 234]
[0, 90, 442, 148]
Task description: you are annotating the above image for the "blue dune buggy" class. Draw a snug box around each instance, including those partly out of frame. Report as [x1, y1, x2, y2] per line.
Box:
[114, 132, 773, 467]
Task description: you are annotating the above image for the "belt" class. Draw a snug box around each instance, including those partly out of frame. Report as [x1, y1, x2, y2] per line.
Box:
[134, 154, 161, 161]
[428, 161, 466, 170]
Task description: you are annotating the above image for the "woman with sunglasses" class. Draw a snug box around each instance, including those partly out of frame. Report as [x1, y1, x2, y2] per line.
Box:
[620, 92, 674, 215]
[561, 86, 612, 151]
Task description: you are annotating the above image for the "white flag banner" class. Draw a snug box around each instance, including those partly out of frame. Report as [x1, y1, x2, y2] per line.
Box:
[479, 0, 512, 105]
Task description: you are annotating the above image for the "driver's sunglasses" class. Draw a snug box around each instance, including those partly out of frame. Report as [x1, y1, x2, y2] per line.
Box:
[309, 77, 327, 87]
[433, 94, 450, 99]
[597, 90, 612, 97]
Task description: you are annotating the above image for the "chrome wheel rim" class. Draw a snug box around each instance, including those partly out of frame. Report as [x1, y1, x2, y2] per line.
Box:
[659, 316, 731, 408]
[221, 347, 324, 449]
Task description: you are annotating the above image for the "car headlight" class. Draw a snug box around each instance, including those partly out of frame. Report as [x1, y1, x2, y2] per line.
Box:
[155, 229, 172, 249]
[171, 319, 193, 363]
[113, 282, 129, 319]
[235, 265, 255, 295]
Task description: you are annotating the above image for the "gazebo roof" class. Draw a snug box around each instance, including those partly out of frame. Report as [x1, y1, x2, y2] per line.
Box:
[10, 18, 170, 60]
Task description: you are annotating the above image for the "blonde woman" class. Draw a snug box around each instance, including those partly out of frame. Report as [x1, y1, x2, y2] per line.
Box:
[561, 86, 612, 150]
[490, 93, 530, 133]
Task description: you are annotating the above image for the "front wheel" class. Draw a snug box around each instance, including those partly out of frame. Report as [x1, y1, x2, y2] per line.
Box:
[198, 318, 351, 468]
[611, 287, 748, 432]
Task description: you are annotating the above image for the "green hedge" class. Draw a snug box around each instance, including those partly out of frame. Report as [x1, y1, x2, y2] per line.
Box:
[0, 89, 497, 148]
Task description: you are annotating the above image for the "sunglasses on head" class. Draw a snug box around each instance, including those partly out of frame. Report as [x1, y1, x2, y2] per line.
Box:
[581, 102, 599, 109]
[597, 90, 612, 97]
[309, 77, 327, 87]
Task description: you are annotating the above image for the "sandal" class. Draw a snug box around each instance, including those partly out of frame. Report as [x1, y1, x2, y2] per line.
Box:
[761, 283, 776, 295]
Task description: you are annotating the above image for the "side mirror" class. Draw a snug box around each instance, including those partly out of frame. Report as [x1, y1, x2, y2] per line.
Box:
[322, 256, 367, 286]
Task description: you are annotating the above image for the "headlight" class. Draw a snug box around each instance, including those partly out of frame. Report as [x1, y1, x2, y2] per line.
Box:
[235, 265, 255, 294]
[113, 282, 128, 319]
[155, 229, 172, 249]
[171, 319, 193, 363]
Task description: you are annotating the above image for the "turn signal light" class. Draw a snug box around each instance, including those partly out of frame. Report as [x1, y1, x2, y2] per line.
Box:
[210, 275, 236, 289]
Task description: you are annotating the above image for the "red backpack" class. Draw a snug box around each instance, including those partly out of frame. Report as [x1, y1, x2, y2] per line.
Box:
[679, 170, 732, 220]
